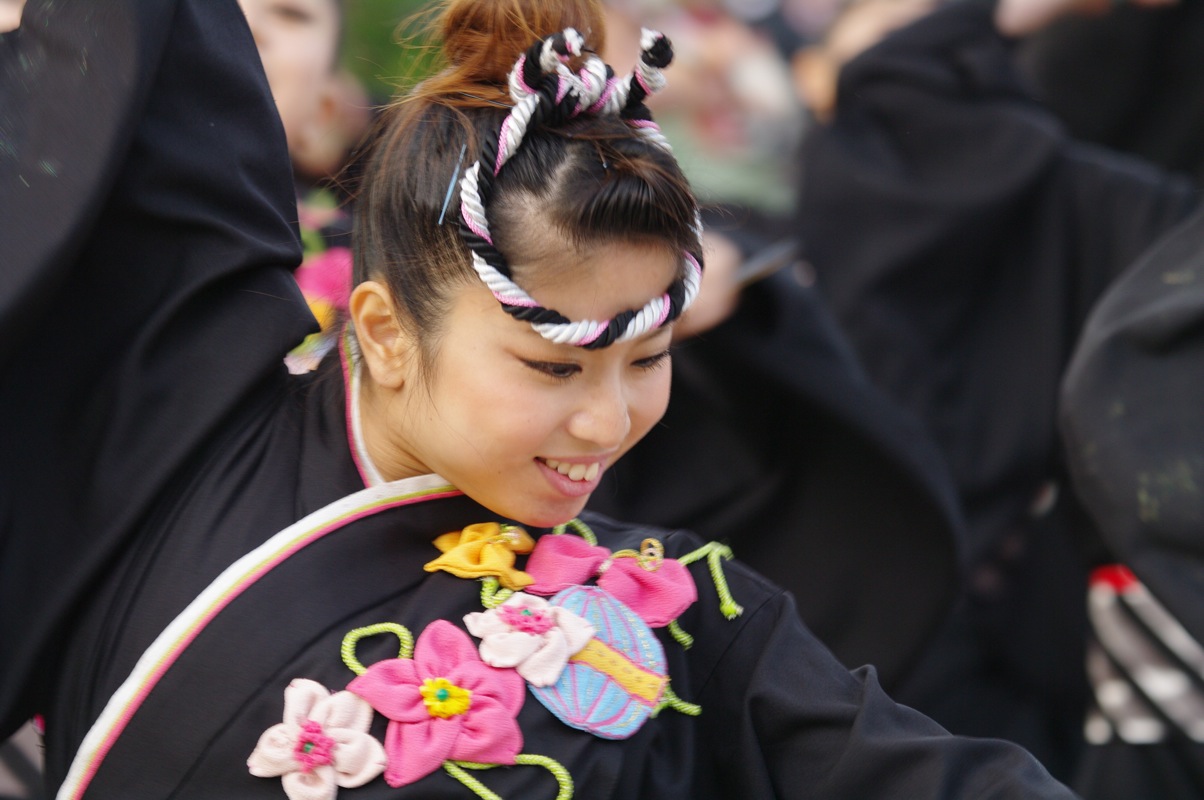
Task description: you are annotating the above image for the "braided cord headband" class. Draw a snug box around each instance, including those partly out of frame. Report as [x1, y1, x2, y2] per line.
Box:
[458, 28, 704, 349]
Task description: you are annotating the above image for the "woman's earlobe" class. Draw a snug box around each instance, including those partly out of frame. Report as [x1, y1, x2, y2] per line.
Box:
[349, 281, 410, 389]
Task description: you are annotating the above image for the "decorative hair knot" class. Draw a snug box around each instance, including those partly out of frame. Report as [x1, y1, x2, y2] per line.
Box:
[458, 28, 703, 349]
[640, 29, 673, 70]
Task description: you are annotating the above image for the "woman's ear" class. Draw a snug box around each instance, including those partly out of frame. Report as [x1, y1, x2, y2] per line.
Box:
[349, 281, 413, 389]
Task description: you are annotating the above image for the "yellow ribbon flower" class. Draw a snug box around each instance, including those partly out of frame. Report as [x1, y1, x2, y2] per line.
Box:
[424, 522, 535, 590]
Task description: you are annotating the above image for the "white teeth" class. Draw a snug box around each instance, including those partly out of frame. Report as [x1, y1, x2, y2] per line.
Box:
[543, 459, 601, 482]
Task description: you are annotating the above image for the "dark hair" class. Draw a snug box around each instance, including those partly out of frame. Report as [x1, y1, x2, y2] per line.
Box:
[353, 0, 701, 364]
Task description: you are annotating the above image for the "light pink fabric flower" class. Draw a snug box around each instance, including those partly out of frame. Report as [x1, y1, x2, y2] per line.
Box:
[464, 593, 596, 687]
[247, 679, 386, 800]
[347, 620, 525, 788]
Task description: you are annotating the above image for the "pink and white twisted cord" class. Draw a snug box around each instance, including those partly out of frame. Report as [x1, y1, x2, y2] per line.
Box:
[459, 27, 702, 347]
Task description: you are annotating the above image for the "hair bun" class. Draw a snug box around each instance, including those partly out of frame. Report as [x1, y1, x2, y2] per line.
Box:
[433, 0, 607, 103]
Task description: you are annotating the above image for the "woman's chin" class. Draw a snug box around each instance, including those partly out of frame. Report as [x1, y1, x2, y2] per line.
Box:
[505, 497, 591, 530]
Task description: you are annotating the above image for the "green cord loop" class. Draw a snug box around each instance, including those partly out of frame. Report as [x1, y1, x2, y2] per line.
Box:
[677, 541, 743, 620]
[340, 622, 414, 675]
[480, 576, 515, 609]
[445, 754, 574, 800]
[551, 518, 598, 546]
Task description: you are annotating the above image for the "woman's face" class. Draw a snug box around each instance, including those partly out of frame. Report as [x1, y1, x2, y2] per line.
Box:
[364, 241, 679, 528]
[237, 0, 340, 151]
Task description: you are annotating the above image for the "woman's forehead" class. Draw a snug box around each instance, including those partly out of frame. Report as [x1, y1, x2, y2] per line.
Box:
[513, 240, 682, 322]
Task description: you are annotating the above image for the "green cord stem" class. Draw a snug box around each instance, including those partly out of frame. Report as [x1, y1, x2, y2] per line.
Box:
[480, 576, 515, 609]
[667, 619, 694, 649]
[551, 518, 598, 546]
[677, 541, 743, 620]
[445, 754, 574, 800]
[340, 622, 414, 675]
[655, 683, 702, 718]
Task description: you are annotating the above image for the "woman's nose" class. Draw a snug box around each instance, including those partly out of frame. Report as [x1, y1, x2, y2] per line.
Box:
[566, 380, 631, 450]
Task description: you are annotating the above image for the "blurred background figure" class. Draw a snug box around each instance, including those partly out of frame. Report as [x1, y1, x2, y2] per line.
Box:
[0, 0, 22, 32]
[1060, 201, 1204, 800]
[603, 0, 804, 215]
[237, 0, 374, 371]
[793, 0, 1195, 788]
[1017, 0, 1204, 182]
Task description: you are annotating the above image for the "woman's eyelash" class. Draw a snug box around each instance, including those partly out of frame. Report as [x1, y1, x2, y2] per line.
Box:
[521, 349, 671, 379]
[522, 360, 581, 380]
[634, 349, 672, 371]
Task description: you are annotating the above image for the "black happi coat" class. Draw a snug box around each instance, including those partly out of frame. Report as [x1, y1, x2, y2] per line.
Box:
[1, 1, 1075, 798]
[1060, 204, 1204, 799]
[794, 0, 1200, 777]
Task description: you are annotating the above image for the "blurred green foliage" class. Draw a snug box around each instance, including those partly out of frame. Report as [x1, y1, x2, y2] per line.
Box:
[342, 0, 441, 101]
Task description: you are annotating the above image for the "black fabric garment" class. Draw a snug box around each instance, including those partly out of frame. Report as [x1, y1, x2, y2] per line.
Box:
[793, 0, 1199, 779]
[1017, 0, 1204, 183]
[0, 0, 316, 739]
[1060, 204, 1204, 799]
[591, 266, 965, 691]
[0, 1, 1078, 797]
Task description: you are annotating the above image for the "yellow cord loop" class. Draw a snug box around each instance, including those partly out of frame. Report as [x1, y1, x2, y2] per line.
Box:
[610, 537, 665, 572]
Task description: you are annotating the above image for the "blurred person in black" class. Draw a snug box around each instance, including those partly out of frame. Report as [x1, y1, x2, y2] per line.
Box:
[793, 0, 1195, 783]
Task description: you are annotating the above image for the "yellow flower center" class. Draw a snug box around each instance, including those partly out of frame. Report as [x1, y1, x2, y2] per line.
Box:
[420, 677, 473, 719]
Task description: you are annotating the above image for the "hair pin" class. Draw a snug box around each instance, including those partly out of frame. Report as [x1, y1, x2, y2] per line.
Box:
[437, 142, 467, 226]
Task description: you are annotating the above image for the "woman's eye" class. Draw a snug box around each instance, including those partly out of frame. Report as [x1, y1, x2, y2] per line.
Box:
[523, 360, 581, 380]
[270, 3, 313, 23]
[633, 349, 672, 371]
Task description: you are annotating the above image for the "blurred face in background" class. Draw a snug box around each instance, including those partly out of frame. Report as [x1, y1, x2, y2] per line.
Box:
[0, 0, 26, 33]
[238, 0, 341, 155]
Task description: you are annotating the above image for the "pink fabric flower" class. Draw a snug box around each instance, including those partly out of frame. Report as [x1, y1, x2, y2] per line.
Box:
[523, 534, 609, 595]
[524, 535, 698, 627]
[247, 679, 386, 800]
[596, 554, 697, 627]
[294, 246, 352, 317]
[347, 620, 525, 788]
[464, 593, 595, 687]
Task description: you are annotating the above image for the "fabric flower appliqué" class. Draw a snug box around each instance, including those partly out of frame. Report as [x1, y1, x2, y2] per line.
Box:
[247, 679, 385, 800]
[424, 522, 536, 590]
[464, 593, 595, 687]
[347, 620, 525, 788]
